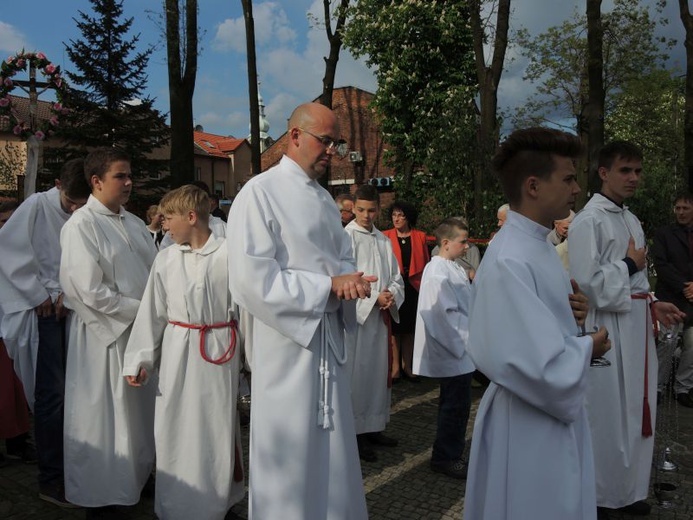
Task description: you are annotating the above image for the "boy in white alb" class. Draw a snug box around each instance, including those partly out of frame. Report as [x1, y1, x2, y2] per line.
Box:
[0, 159, 90, 507]
[464, 128, 610, 520]
[344, 184, 404, 462]
[60, 148, 157, 513]
[413, 217, 475, 480]
[123, 185, 244, 520]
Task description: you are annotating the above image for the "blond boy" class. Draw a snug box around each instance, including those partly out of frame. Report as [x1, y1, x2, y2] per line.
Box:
[123, 185, 244, 520]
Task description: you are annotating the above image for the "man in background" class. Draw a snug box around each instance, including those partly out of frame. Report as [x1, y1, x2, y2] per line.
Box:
[652, 193, 693, 407]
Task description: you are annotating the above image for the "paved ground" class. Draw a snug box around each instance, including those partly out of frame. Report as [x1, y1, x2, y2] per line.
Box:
[2, 376, 693, 519]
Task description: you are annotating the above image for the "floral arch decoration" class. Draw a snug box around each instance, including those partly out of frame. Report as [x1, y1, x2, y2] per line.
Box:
[0, 51, 69, 141]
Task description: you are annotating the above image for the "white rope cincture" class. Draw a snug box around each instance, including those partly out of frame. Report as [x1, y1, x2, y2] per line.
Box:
[317, 313, 348, 429]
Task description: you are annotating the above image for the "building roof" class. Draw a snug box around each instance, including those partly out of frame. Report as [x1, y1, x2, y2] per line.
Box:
[194, 130, 247, 158]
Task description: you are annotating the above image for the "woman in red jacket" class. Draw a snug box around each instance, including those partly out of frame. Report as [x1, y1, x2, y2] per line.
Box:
[384, 201, 430, 382]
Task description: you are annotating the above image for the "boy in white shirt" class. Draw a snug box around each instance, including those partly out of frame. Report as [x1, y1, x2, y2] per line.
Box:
[413, 217, 475, 479]
[344, 184, 404, 462]
[60, 148, 157, 514]
[123, 185, 244, 520]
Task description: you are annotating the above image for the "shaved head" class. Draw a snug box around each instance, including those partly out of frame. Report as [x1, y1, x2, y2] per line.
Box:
[285, 102, 340, 180]
[287, 102, 333, 131]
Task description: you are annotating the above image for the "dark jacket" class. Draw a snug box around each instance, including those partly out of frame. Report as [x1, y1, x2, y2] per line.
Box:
[652, 223, 693, 320]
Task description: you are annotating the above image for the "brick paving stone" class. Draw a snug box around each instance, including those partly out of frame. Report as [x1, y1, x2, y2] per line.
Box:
[3, 377, 693, 518]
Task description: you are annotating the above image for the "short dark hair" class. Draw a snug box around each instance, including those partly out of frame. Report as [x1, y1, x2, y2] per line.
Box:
[492, 127, 582, 206]
[388, 200, 419, 228]
[0, 199, 20, 213]
[434, 217, 468, 247]
[674, 192, 693, 205]
[598, 141, 643, 170]
[60, 158, 91, 200]
[354, 184, 379, 202]
[84, 147, 130, 185]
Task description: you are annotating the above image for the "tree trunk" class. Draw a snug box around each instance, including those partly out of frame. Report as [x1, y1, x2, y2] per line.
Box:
[242, 0, 261, 177]
[679, 0, 693, 192]
[319, 0, 350, 108]
[166, 0, 198, 187]
[585, 0, 604, 205]
[471, 0, 510, 216]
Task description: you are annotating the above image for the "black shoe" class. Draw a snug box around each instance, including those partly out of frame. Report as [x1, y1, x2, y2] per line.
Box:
[676, 393, 693, 408]
[141, 473, 156, 498]
[356, 435, 377, 462]
[596, 507, 609, 520]
[366, 432, 398, 447]
[402, 373, 421, 383]
[5, 439, 37, 464]
[617, 500, 651, 516]
[430, 459, 468, 480]
[38, 482, 81, 509]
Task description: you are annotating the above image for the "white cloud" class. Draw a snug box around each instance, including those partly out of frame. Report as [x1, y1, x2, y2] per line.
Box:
[0, 21, 29, 55]
[212, 17, 246, 53]
[212, 2, 296, 53]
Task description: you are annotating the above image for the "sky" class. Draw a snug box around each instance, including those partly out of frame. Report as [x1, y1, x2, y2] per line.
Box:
[0, 0, 686, 141]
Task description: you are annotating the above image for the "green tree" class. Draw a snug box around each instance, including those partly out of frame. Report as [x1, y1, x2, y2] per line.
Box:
[56, 0, 169, 187]
[343, 0, 481, 233]
[513, 0, 673, 203]
[607, 69, 685, 235]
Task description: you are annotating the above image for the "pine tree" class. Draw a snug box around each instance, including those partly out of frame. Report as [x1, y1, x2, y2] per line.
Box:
[56, 0, 169, 188]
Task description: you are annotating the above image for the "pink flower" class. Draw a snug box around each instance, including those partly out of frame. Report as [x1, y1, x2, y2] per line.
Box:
[13, 125, 23, 136]
[5, 56, 14, 65]
[53, 102, 63, 111]
[34, 131, 45, 140]
[16, 59, 25, 69]
[45, 64, 56, 74]
[0, 97, 9, 107]
[49, 116, 59, 126]
[36, 52, 46, 60]
[4, 78, 13, 87]
[53, 78, 62, 88]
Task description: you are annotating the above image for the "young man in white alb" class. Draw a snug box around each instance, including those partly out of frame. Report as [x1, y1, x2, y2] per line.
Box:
[344, 184, 404, 463]
[60, 148, 157, 515]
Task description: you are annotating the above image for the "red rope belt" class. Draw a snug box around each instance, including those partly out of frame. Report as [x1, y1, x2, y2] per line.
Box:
[168, 319, 238, 365]
[631, 293, 657, 438]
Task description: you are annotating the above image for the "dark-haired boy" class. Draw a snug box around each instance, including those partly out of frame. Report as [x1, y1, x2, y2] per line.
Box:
[464, 127, 610, 519]
[344, 184, 403, 462]
[59, 148, 157, 512]
[569, 142, 685, 515]
[0, 159, 90, 507]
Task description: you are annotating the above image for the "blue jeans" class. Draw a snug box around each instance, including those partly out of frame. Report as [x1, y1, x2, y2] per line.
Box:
[431, 372, 473, 463]
[34, 314, 67, 485]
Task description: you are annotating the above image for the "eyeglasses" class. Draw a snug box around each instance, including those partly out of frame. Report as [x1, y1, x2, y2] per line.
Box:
[299, 128, 348, 158]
